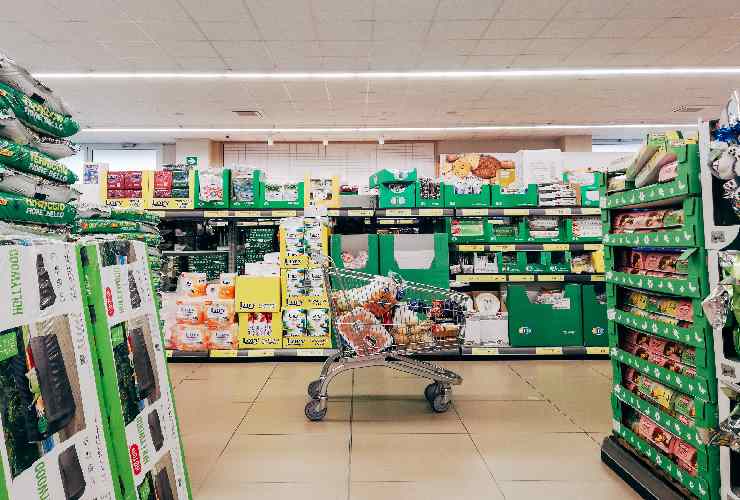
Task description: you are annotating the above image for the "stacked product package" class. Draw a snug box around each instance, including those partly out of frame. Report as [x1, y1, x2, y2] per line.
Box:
[0, 53, 80, 234]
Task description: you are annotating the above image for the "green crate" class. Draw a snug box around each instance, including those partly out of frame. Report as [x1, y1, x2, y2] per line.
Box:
[563, 217, 603, 243]
[490, 219, 528, 243]
[261, 181, 305, 209]
[605, 246, 709, 298]
[194, 169, 230, 209]
[369, 168, 417, 187]
[378, 182, 416, 208]
[330, 234, 379, 275]
[507, 284, 583, 347]
[605, 143, 701, 209]
[525, 217, 566, 243]
[545, 251, 573, 273]
[603, 197, 704, 248]
[490, 183, 538, 208]
[230, 169, 263, 209]
[522, 251, 548, 273]
[447, 218, 491, 243]
[415, 180, 445, 207]
[563, 171, 604, 208]
[582, 284, 608, 347]
[498, 251, 527, 273]
[443, 183, 491, 208]
[378, 233, 449, 289]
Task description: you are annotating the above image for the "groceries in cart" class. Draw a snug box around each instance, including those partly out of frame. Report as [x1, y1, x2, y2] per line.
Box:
[331, 272, 466, 356]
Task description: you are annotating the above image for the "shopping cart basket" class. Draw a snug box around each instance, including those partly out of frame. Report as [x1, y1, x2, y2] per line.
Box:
[304, 257, 469, 421]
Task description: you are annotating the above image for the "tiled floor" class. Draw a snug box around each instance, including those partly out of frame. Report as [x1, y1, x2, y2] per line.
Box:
[170, 359, 639, 500]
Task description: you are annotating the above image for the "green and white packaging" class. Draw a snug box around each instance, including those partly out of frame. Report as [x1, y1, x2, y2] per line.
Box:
[0, 83, 79, 138]
[78, 240, 191, 500]
[0, 242, 118, 500]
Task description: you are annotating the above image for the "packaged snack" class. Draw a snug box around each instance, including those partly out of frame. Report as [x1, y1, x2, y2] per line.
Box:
[650, 381, 676, 409]
[208, 324, 237, 349]
[635, 151, 677, 188]
[175, 298, 205, 325]
[124, 170, 142, 189]
[176, 324, 208, 351]
[107, 172, 125, 189]
[204, 300, 235, 326]
[336, 307, 392, 355]
[285, 269, 306, 297]
[154, 188, 172, 198]
[626, 144, 658, 180]
[154, 170, 173, 189]
[673, 393, 696, 421]
[306, 268, 326, 296]
[306, 308, 330, 337]
[649, 424, 676, 454]
[247, 312, 278, 337]
[178, 272, 208, 297]
[282, 308, 307, 336]
[207, 283, 235, 300]
[658, 161, 679, 183]
[198, 166, 225, 201]
[673, 440, 698, 476]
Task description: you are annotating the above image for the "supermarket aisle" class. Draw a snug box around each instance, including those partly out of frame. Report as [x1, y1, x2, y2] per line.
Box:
[170, 360, 638, 500]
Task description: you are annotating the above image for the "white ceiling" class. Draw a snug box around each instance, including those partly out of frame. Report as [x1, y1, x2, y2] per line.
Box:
[3, 0, 740, 142]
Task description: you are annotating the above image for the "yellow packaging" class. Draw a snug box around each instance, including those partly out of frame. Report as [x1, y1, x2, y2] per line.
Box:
[592, 249, 605, 273]
[282, 334, 332, 349]
[281, 268, 329, 308]
[100, 168, 153, 209]
[237, 312, 283, 349]
[496, 166, 517, 187]
[235, 275, 281, 312]
[304, 175, 340, 208]
[279, 223, 329, 268]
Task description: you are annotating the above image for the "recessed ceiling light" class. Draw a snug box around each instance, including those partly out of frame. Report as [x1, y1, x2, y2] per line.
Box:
[32, 67, 740, 80]
[233, 110, 263, 118]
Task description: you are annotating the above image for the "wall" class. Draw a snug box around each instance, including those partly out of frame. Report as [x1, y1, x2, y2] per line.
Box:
[437, 137, 562, 154]
[174, 139, 211, 166]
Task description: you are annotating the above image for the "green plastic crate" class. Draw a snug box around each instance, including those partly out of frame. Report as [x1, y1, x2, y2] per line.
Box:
[378, 233, 449, 289]
[194, 169, 230, 209]
[490, 183, 538, 208]
[582, 284, 607, 347]
[330, 234, 379, 275]
[563, 217, 603, 243]
[507, 284, 583, 347]
[443, 183, 491, 208]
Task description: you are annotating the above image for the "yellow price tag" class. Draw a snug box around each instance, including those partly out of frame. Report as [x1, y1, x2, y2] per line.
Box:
[539, 274, 564, 281]
[273, 210, 297, 217]
[591, 275, 606, 282]
[165, 350, 173, 358]
[204, 210, 230, 218]
[459, 274, 506, 283]
[419, 208, 444, 216]
[461, 208, 488, 216]
[458, 245, 484, 252]
[327, 209, 340, 216]
[348, 209, 374, 217]
[378, 219, 396, 225]
[471, 347, 499, 355]
[543, 244, 569, 251]
[583, 244, 603, 251]
[509, 274, 535, 282]
[536, 347, 563, 355]
[385, 209, 412, 216]
[502, 208, 530, 216]
[234, 210, 261, 217]
[586, 347, 609, 355]
[210, 349, 238, 358]
[297, 349, 325, 356]
[545, 208, 570, 216]
[581, 208, 601, 215]
[248, 349, 275, 358]
[489, 245, 515, 252]
[148, 210, 166, 217]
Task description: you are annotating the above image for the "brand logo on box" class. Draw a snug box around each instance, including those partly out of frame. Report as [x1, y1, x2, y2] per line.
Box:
[592, 327, 605, 336]
[105, 287, 114, 317]
[518, 326, 531, 335]
[129, 444, 142, 475]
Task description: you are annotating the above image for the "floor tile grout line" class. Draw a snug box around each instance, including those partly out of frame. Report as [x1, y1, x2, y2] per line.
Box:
[347, 369, 355, 500]
[452, 401, 508, 500]
[193, 363, 279, 492]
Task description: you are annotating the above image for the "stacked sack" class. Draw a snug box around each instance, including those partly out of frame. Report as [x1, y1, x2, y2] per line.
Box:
[0, 53, 80, 232]
[71, 204, 163, 302]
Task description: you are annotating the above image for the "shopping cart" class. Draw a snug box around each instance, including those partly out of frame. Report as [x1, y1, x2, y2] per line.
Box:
[304, 257, 469, 421]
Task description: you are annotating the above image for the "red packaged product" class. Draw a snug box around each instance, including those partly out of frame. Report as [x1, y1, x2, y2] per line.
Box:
[107, 189, 125, 199]
[647, 337, 667, 356]
[673, 439, 697, 475]
[673, 301, 693, 322]
[648, 353, 680, 373]
[124, 170, 143, 189]
[154, 170, 173, 189]
[642, 253, 663, 271]
[637, 415, 656, 440]
[107, 172, 125, 189]
[628, 250, 644, 269]
[682, 365, 696, 378]
[154, 188, 173, 198]
[649, 425, 675, 454]
[123, 189, 142, 199]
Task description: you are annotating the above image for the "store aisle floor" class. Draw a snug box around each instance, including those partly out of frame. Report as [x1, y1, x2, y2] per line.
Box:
[170, 359, 639, 500]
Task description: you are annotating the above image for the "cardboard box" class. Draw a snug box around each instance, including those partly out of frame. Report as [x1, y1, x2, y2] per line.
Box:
[378, 182, 415, 208]
[237, 312, 283, 349]
[282, 334, 332, 349]
[378, 233, 449, 289]
[330, 234, 379, 275]
[490, 183, 538, 208]
[262, 181, 304, 209]
[279, 223, 329, 268]
[415, 179, 445, 208]
[507, 284, 583, 347]
[281, 268, 329, 308]
[443, 183, 491, 208]
[235, 275, 281, 312]
[101, 167, 152, 209]
[305, 175, 340, 208]
[230, 168, 263, 209]
[582, 284, 608, 347]
[194, 168, 230, 209]
[369, 168, 417, 187]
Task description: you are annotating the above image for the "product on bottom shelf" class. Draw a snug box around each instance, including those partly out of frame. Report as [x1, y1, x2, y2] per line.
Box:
[237, 312, 282, 349]
[0, 242, 119, 499]
[616, 248, 689, 277]
[79, 240, 191, 499]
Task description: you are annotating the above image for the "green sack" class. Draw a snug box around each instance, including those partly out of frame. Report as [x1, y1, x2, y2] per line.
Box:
[0, 190, 75, 225]
[0, 138, 78, 183]
[72, 218, 154, 234]
[109, 208, 160, 225]
[0, 82, 79, 138]
[115, 232, 162, 247]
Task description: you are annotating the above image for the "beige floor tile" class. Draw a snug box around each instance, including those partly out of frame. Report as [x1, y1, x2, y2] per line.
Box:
[353, 376, 429, 399]
[509, 360, 598, 382]
[588, 432, 609, 447]
[455, 400, 579, 435]
[270, 361, 333, 379]
[350, 434, 490, 483]
[350, 480, 505, 500]
[205, 433, 350, 484]
[582, 360, 613, 379]
[237, 397, 350, 435]
[535, 378, 612, 402]
[352, 365, 422, 383]
[168, 363, 201, 386]
[474, 432, 618, 482]
[176, 401, 249, 437]
[453, 372, 543, 401]
[499, 479, 641, 500]
[187, 362, 275, 382]
[352, 398, 467, 434]
[559, 403, 614, 433]
[438, 360, 518, 378]
[175, 376, 270, 403]
[258, 373, 353, 401]
[196, 481, 346, 500]
[182, 431, 231, 493]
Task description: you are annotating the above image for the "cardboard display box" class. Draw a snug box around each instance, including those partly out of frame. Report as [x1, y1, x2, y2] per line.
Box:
[229, 169, 263, 209]
[582, 284, 608, 347]
[101, 167, 152, 209]
[305, 175, 340, 208]
[194, 168, 230, 209]
[261, 181, 304, 209]
[490, 184, 538, 208]
[507, 284, 583, 347]
[235, 276, 281, 312]
[377, 182, 415, 209]
[237, 312, 283, 349]
[330, 234, 379, 275]
[378, 233, 449, 289]
[443, 183, 491, 208]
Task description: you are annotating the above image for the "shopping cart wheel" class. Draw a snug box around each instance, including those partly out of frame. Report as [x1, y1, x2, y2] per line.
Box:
[305, 399, 328, 422]
[307, 380, 322, 399]
[431, 394, 451, 413]
[424, 382, 440, 403]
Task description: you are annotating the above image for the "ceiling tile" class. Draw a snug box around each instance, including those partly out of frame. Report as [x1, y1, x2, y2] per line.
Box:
[496, 0, 568, 19]
[424, 39, 479, 55]
[556, 0, 629, 18]
[321, 56, 370, 70]
[100, 41, 168, 58]
[138, 21, 205, 41]
[474, 39, 532, 55]
[416, 54, 468, 69]
[118, 0, 190, 22]
[179, 0, 250, 21]
[465, 54, 515, 68]
[373, 21, 431, 41]
[644, 18, 713, 39]
[2, 1, 61, 21]
[483, 19, 547, 39]
[706, 19, 740, 38]
[0, 22, 43, 47]
[266, 41, 322, 59]
[606, 53, 661, 66]
[174, 57, 229, 70]
[595, 18, 654, 39]
[211, 41, 270, 59]
[159, 40, 219, 58]
[625, 37, 690, 56]
[222, 56, 274, 71]
[254, 17, 317, 41]
[311, 0, 373, 20]
[428, 20, 489, 40]
[618, 0, 694, 18]
[374, 0, 438, 21]
[435, 0, 504, 20]
[526, 37, 584, 54]
[538, 19, 607, 38]
[316, 20, 373, 41]
[199, 22, 261, 41]
[52, 0, 123, 21]
[319, 41, 371, 58]
[370, 41, 423, 58]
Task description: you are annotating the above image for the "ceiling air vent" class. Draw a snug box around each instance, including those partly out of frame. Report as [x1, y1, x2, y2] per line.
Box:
[233, 110, 263, 118]
[672, 105, 704, 113]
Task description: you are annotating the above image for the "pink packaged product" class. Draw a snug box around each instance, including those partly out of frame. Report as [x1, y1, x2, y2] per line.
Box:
[123, 189, 142, 199]
[124, 170, 143, 189]
[637, 415, 657, 440]
[673, 301, 693, 322]
[107, 189, 126, 199]
[647, 337, 668, 356]
[658, 161, 679, 183]
[673, 440, 698, 476]
[107, 171, 125, 189]
[648, 353, 681, 374]
[154, 170, 173, 189]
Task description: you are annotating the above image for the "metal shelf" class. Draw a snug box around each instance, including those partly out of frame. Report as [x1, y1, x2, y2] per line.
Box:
[461, 345, 608, 356]
[455, 207, 600, 217]
[452, 273, 605, 284]
[167, 348, 338, 359]
[454, 243, 603, 252]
